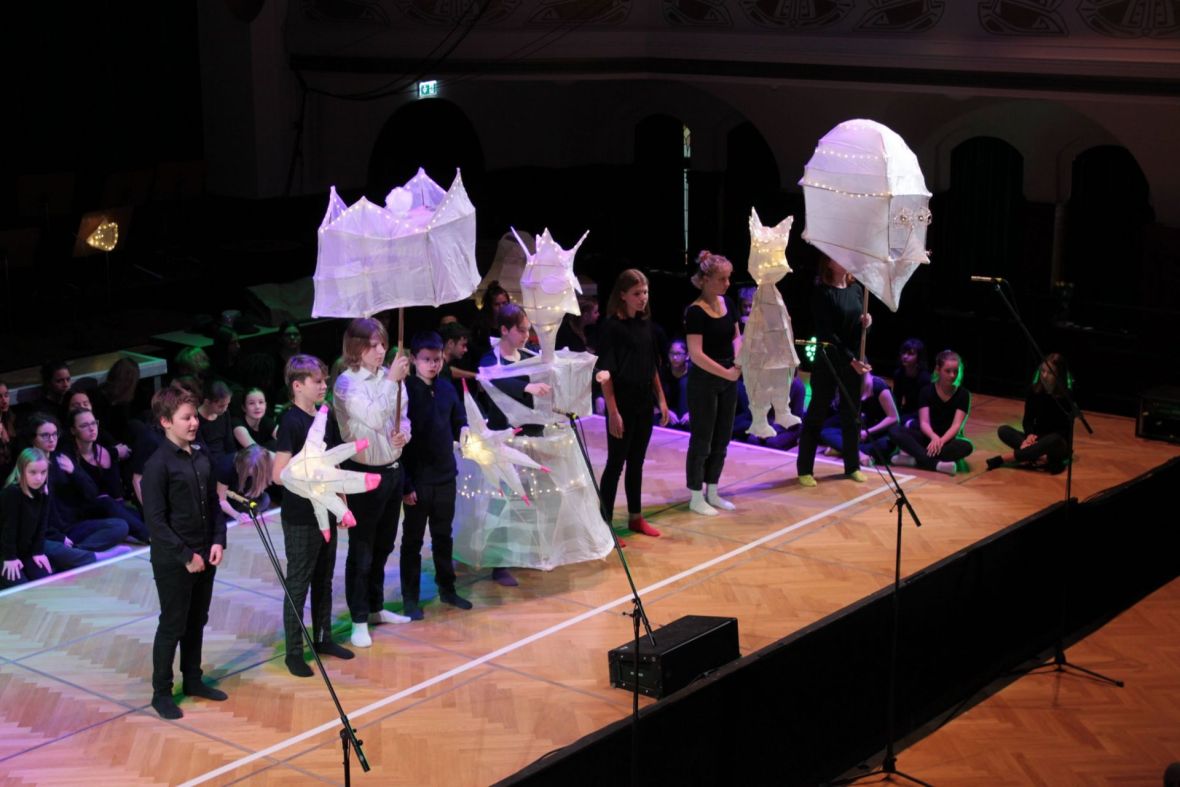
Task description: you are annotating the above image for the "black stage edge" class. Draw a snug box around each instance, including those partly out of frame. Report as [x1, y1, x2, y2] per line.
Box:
[498, 456, 1180, 787]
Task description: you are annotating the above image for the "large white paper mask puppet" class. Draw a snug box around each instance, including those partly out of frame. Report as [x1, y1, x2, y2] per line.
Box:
[800, 119, 931, 312]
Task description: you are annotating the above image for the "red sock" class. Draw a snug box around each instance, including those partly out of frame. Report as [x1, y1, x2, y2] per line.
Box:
[628, 517, 662, 537]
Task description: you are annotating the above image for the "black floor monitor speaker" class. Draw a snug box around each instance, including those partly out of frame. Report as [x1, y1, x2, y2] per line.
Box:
[1138, 385, 1180, 444]
[608, 615, 739, 699]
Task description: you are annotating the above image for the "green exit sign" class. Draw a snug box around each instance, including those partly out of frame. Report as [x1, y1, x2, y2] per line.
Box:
[418, 80, 439, 98]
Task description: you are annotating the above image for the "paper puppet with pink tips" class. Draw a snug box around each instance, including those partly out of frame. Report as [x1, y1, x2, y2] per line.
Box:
[458, 381, 549, 506]
[279, 405, 381, 540]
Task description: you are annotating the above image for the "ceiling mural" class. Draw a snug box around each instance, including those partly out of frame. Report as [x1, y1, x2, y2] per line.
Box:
[853, 0, 945, 32]
[662, 0, 733, 27]
[1078, 0, 1180, 37]
[978, 0, 1068, 36]
[396, 0, 523, 26]
[300, 0, 394, 27]
[738, 0, 854, 29]
[525, 0, 631, 25]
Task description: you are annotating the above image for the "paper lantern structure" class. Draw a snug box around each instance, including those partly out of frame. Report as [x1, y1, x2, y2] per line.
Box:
[458, 381, 549, 506]
[474, 230, 533, 309]
[515, 227, 587, 361]
[738, 209, 801, 437]
[799, 119, 932, 312]
[279, 405, 381, 540]
[313, 168, 479, 318]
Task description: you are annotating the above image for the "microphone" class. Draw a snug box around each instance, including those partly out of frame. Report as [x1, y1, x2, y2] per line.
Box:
[969, 275, 1006, 284]
[795, 338, 833, 347]
[225, 489, 258, 509]
[552, 408, 579, 419]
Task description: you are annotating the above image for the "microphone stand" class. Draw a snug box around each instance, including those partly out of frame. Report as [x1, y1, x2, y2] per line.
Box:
[979, 280, 1122, 688]
[805, 342, 932, 787]
[237, 498, 372, 784]
[559, 409, 655, 787]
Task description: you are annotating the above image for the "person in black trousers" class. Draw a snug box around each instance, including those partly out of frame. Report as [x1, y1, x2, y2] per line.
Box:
[141, 384, 229, 719]
[400, 332, 472, 620]
[272, 355, 355, 676]
[684, 251, 744, 516]
[986, 352, 1073, 473]
[888, 350, 974, 475]
[598, 269, 669, 536]
[797, 257, 873, 488]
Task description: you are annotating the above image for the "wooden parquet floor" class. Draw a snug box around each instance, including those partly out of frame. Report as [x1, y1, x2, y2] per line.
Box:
[0, 394, 1176, 786]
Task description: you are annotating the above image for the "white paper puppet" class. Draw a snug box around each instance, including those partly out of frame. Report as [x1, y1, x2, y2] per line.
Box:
[799, 119, 932, 312]
[459, 381, 549, 506]
[737, 209, 801, 438]
[313, 168, 479, 318]
[514, 227, 587, 361]
[279, 405, 381, 540]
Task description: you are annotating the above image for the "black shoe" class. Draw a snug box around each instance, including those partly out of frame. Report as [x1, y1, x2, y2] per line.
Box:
[183, 681, 228, 701]
[151, 693, 183, 719]
[403, 601, 424, 621]
[285, 655, 314, 678]
[986, 456, 1005, 471]
[1048, 460, 1067, 475]
[440, 590, 473, 610]
[314, 640, 355, 660]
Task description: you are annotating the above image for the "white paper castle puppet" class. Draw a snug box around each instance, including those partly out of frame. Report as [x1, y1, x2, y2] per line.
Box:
[514, 227, 587, 361]
[279, 405, 380, 540]
[799, 119, 932, 312]
[458, 381, 549, 506]
[737, 209, 801, 438]
[313, 168, 479, 318]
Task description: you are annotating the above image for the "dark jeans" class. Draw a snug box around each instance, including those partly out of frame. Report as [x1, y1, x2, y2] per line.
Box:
[888, 424, 974, 470]
[400, 480, 457, 603]
[343, 461, 402, 623]
[43, 538, 98, 571]
[601, 405, 655, 518]
[798, 354, 863, 476]
[998, 426, 1070, 465]
[282, 513, 339, 656]
[0, 553, 52, 589]
[819, 424, 893, 465]
[151, 558, 216, 695]
[64, 516, 129, 551]
[96, 497, 149, 543]
[686, 367, 738, 491]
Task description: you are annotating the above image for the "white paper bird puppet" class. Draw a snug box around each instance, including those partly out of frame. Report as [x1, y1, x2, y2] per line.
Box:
[458, 380, 549, 506]
[279, 405, 381, 540]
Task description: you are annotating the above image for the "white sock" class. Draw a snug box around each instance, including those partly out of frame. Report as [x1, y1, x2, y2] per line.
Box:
[936, 461, 957, 475]
[350, 622, 372, 648]
[891, 454, 916, 467]
[705, 484, 735, 510]
[689, 489, 718, 516]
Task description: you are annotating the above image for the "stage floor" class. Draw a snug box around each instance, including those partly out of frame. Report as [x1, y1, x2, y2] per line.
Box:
[1, 395, 1176, 786]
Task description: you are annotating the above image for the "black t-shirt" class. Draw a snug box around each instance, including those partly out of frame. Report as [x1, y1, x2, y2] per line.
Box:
[813, 282, 866, 362]
[232, 414, 277, 450]
[198, 412, 234, 458]
[684, 298, 738, 367]
[861, 375, 891, 427]
[597, 316, 658, 408]
[919, 384, 971, 437]
[891, 367, 927, 416]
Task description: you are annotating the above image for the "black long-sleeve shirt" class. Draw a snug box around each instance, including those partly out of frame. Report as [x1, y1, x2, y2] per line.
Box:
[813, 282, 866, 363]
[1022, 389, 1072, 442]
[1, 484, 48, 560]
[141, 440, 225, 568]
[403, 374, 466, 494]
[46, 451, 101, 527]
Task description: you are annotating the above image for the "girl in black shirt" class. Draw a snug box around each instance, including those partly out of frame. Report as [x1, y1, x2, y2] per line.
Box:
[684, 251, 742, 516]
[1, 448, 53, 588]
[889, 350, 974, 473]
[892, 337, 929, 423]
[986, 353, 1072, 473]
[598, 269, 669, 537]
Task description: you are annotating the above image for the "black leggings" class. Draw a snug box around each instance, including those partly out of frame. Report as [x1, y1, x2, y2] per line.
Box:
[685, 368, 737, 491]
[888, 424, 973, 470]
[998, 426, 1070, 465]
[600, 405, 655, 519]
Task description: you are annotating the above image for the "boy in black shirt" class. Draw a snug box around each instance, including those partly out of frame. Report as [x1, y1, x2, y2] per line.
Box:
[400, 332, 471, 620]
[272, 355, 355, 675]
[142, 384, 228, 719]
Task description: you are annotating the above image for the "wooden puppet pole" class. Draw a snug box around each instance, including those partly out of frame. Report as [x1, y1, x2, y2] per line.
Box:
[858, 284, 869, 362]
[394, 307, 404, 433]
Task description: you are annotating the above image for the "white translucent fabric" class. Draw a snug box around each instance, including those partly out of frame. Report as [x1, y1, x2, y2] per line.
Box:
[739, 210, 801, 438]
[453, 422, 614, 571]
[479, 349, 596, 427]
[799, 119, 932, 312]
[313, 168, 479, 317]
[457, 382, 547, 503]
